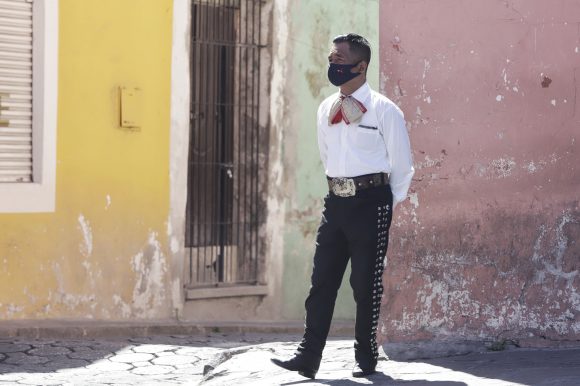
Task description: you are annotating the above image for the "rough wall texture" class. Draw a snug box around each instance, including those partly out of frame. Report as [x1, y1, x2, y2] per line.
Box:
[0, 0, 174, 320]
[379, 0, 579, 346]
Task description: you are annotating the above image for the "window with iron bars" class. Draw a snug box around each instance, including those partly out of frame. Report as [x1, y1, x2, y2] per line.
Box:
[185, 0, 268, 289]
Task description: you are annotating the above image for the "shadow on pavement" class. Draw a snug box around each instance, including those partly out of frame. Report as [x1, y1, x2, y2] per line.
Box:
[0, 339, 129, 373]
[418, 347, 580, 386]
[0, 334, 254, 384]
[280, 371, 466, 386]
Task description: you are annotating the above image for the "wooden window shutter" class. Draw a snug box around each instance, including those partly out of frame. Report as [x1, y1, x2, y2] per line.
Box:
[0, 0, 33, 183]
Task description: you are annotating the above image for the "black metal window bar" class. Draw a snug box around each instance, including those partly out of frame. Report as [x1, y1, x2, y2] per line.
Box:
[186, 0, 266, 288]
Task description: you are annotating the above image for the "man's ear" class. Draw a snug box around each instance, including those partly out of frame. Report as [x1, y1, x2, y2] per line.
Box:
[357, 61, 367, 74]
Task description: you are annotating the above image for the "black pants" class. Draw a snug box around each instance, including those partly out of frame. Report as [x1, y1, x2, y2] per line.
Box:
[298, 184, 393, 367]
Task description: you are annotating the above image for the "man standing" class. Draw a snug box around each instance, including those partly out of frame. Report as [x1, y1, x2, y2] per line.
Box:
[271, 33, 414, 379]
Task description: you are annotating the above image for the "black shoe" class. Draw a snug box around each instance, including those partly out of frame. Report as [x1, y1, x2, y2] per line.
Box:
[270, 355, 319, 379]
[352, 362, 376, 377]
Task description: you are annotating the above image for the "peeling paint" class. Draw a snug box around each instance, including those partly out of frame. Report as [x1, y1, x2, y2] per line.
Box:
[408, 193, 419, 224]
[490, 157, 516, 178]
[113, 294, 131, 318]
[269, 0, 289, 188]
[49, 261, 97, 313]
[0, 303, 24, 318]
[384, 207, 580, 344]
[379, 70, 389, 95]
[130, 231, 168, 318]
[409, 193, 419, 209]
[524, 161, 539, 174]
[166, 219, 172, 237]
[171, 279, 182, 316]
[419, 59, 430, 105]
[170, 236, 179, 254]
[77, 214, 93, 257]
[422, 59, 430, 80]
[415, 153, 445, 170]
[392, 35, 403, 53]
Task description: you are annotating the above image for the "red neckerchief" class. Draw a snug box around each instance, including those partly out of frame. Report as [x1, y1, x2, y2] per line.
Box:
[329, 94, 367, 125]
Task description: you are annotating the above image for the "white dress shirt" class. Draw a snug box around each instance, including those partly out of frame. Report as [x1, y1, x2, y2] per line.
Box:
[317, 82, 415, 206]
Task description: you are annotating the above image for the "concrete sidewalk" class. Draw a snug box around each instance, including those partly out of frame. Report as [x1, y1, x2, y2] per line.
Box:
[0, 333, 578, 385]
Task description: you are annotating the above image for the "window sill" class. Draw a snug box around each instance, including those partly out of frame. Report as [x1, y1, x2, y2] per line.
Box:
[0, 182, 56, 213]
[185, 285, 268, 300]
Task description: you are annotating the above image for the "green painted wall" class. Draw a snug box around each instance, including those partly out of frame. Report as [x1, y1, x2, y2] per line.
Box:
[281, 1, 379, 319]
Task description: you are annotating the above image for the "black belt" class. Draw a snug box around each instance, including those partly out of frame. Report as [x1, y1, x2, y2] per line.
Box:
[327, 173, 389, 197]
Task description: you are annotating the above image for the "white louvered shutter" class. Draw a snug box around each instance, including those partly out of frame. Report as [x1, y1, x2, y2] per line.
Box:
[0, 0, 32, 183]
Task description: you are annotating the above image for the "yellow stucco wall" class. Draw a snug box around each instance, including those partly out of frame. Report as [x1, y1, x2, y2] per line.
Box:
[0, 0, 175, 319]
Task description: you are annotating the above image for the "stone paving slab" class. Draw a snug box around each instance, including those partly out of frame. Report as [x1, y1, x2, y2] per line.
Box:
[0, 334, 578, 385]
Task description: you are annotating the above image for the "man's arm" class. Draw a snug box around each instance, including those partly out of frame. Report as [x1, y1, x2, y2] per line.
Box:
[383, 105, 414, 208]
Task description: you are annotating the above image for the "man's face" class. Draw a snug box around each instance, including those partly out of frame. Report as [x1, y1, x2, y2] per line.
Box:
[328, 42, 355, 65]
[328, 42, 366, 75]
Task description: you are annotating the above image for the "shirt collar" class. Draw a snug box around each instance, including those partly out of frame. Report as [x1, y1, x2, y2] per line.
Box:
[344, 82, 370, 103]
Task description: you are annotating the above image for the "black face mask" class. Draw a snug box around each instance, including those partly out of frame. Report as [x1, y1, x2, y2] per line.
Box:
[327, 62, 361, 86]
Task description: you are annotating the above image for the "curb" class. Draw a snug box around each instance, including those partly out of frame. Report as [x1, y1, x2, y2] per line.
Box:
[0, 320, 354, 340]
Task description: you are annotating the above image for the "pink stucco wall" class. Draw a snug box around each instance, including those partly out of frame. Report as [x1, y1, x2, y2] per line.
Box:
[379, 1, 579, 346]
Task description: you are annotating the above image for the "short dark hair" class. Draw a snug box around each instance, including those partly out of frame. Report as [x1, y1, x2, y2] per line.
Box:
[332, 33, 371, 66]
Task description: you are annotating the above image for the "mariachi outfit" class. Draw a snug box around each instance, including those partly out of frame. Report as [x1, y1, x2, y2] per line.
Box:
[296, 82, 415, 372]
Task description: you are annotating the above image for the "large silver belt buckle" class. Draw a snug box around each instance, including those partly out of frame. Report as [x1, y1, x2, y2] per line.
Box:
[332, 178, 356, 197]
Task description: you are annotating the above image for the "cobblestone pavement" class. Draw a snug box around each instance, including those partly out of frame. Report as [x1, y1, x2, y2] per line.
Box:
[0, 333, 579, 385]
[0, 333, 257, 385]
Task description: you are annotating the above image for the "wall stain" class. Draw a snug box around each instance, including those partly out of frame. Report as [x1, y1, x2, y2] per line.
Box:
[288, 197, 323, 239]
[304, 10, 330, 98]
[541, 76, 552, 88]
[392, 35, 404, 53]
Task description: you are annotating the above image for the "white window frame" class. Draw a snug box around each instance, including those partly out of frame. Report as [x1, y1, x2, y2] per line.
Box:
[0, 0, 58, 213]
